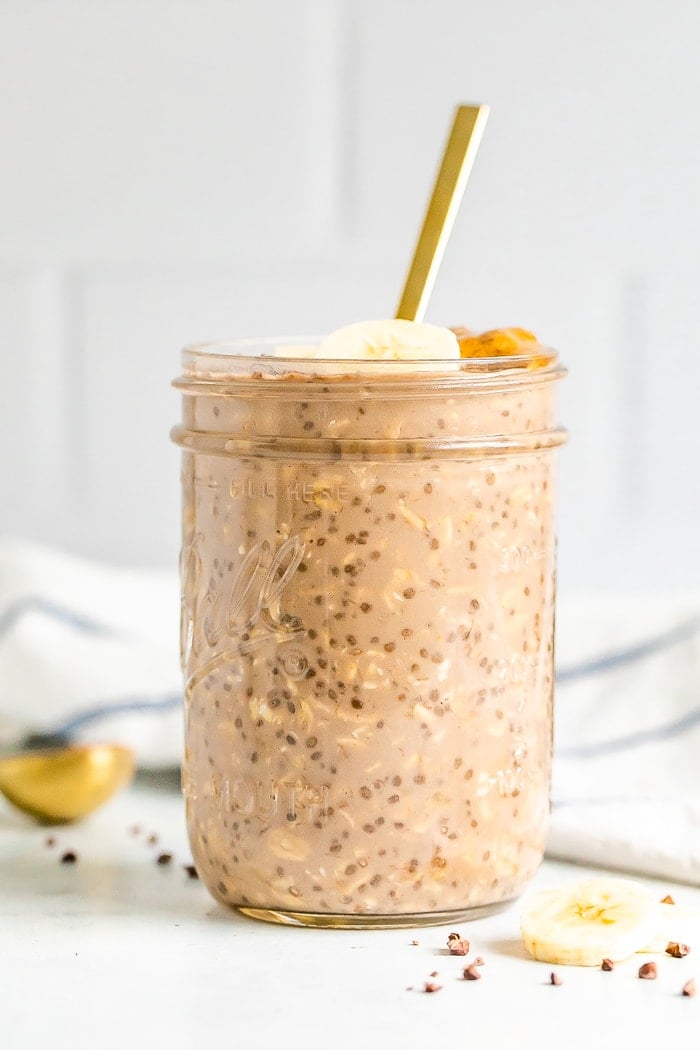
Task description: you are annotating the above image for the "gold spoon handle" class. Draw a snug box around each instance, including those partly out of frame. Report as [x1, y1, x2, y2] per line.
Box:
[395, 103, 489, 323]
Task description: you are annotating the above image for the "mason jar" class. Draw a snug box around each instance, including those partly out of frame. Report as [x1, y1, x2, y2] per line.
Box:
[171, 338, 566, 928]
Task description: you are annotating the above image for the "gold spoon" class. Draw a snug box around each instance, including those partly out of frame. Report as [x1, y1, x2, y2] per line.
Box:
[395, 102, 489, 322]
[0, 744, 135, 824]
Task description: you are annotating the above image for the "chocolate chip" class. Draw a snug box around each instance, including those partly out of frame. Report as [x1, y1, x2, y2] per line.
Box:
[601, 958, 615, 971]
[429, 971, 439, 977]
[463, 966, 482, 981]
[549, 972, 563, 985]
[682, 979, 697, 998]
[60, 851, 77, 864]
[183, 864, 199, 879]
[156, 852, 173, 866]
[410, 940, 419, 946]
[447, 937, 470, 956]
[638, 962, 657, 980]
[147, 833, 159, 846]
[666, 942, 691, 958]
[424, 981, 442, 993]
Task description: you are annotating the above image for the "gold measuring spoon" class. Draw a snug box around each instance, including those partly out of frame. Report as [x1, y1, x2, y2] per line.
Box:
[0, 744, 135, 824]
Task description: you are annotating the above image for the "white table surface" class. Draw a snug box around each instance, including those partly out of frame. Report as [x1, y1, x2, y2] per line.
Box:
[2, 779, 698, 1050]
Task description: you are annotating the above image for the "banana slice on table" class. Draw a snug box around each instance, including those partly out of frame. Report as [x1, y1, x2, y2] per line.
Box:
[520, 878, 659, 966]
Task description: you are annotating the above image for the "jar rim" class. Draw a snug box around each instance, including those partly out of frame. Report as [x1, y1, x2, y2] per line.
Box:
[175, 337, 564, 392]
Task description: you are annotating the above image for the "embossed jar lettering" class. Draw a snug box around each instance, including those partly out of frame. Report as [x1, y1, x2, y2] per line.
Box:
[181, 534, 307, 678]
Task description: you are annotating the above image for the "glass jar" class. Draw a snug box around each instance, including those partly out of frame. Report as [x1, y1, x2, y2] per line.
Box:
[172, 339, 566, 928]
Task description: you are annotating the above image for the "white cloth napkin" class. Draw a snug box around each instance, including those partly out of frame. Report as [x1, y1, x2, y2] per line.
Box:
[0, 539, 182, 767]
[1, 539, 699, 883]
[551, 595, 700, 884]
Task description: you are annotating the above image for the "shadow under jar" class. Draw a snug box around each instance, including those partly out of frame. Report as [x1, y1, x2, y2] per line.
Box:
[172, 339, 567, 928]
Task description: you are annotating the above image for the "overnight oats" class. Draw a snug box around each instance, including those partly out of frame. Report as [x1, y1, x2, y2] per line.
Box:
[172, 320, 566, 928]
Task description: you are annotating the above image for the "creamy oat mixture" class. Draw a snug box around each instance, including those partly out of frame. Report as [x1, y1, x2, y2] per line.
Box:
[175, 324, 564, 921]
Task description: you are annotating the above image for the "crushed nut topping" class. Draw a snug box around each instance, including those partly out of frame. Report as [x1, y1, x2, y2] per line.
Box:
[447, 931, 470, 956]
[638, 962, 657, 980]
[666, 942, 690, 958]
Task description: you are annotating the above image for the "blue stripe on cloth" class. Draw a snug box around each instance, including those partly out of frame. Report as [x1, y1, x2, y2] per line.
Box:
[555, 616, 700, 683]
[555, 616, 700, 759]
[557, 705, 700, 759]
[0, 596, 118, 639]
[0, 597, 181, 741]
[54, 695, 182, 737]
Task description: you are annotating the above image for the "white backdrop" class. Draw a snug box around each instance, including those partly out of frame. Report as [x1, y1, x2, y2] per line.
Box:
[1, 0, 699, 594]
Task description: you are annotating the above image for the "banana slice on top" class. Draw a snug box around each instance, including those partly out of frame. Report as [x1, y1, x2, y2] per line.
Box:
[318, 319, 460, 360]
[521, 878, 659, 966]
